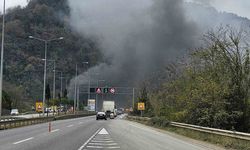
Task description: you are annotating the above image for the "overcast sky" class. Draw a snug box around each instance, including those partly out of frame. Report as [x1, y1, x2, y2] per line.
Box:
[0, 0, 250, 19]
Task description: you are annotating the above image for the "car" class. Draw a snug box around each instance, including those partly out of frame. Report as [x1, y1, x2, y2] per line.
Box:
[110, 113, 115, 119]
[105, 110, 111, 118]
[96, 112, 107, 120]
[10, 109, 19, 115]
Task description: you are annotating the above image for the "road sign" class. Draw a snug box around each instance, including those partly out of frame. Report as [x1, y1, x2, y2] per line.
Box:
[88, 99, 96, 111]
[36, 102, 43, 112]
[96, 88, 102, 94]
[109, 88, 115, 94]
[103, 88, 109, 93]
[137, 102, 145, 111]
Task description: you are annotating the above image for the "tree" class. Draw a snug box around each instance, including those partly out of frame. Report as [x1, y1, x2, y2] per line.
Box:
[150, 26, 250, 132]
[45, 84, 51, 107]
[63, 89, 68, 98]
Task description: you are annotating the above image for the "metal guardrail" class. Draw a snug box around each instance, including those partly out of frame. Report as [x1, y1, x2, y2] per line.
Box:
[0, 113, 95, 130]
[170, 122, 250, 141]
[0, 117, 54, 130]
[127, 116, 250, 141]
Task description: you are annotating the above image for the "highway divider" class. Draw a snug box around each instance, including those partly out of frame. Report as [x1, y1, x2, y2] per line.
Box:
[0, 112, 95, 130]
[127, 116, 250, 141]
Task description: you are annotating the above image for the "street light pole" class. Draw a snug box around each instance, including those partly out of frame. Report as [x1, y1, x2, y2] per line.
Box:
[53, 61, 56, 99]
[74, 64, 78, 114]
[42, 41, 47, 116]
[60, 72, 63, 97]
[0, 0, 5, 118]
[29, 36, 63, 116]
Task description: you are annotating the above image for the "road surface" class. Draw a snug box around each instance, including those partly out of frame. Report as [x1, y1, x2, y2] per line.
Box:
[0, 115, 224, 150]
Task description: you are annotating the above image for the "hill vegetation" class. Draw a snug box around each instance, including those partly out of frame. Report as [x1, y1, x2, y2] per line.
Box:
[1, 0, 102, 112]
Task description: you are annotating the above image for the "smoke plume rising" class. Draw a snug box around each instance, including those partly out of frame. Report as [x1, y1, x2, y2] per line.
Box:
[67, 0, 250, 104]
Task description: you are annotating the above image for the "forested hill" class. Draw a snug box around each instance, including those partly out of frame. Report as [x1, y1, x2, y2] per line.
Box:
[1, 0, 101, 111]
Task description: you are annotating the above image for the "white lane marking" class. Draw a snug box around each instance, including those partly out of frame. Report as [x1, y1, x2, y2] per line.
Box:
[86, 145, 120, 149]
[98, 128, 109, 135]
[91, 140, 114, 143]
[89, 143, 118, 146]
[13, 137, 34, 145]
[78, 122, 83, 124]
[67, 124, 74, 127]
[78, 128, 102, 150]
[51, 129, 60, 133]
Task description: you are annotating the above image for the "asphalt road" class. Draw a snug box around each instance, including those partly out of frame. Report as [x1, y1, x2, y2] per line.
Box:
[0, 115, 224, 150]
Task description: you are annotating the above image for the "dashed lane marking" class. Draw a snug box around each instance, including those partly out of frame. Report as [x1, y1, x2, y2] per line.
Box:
[13, 137, 34, 145]
[51, 129, 60, 133]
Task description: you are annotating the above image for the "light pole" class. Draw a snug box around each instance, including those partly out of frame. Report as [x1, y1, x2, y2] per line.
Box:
[74, 64, 78, 114]
[82, 61, 89, 101]
[42, 59, 56, 99]
[53, 61, 56, 99]
[0, 0, 6, 118]
[29, 36, 63, 116]
[59, 71, 64, 97]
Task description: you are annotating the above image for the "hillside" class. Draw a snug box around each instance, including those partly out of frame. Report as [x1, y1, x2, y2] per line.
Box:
[1, 0, 101, 112]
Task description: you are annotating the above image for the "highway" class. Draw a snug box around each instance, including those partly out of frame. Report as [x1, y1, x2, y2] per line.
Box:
[0, 115, 224, 150]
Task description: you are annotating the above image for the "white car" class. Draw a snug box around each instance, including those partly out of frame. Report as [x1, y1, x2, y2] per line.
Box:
[10, 109, 19, 115]
[110, 113, 115, 119]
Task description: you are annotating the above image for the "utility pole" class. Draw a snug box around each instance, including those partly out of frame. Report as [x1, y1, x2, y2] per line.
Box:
[74, 64, 78, 114]
[59, 72, 63, 97]
[132, 88, 135, 109]
[0, 0, 5, 118]
[53, 61, 56, 99]
[77, 83, 80, 111]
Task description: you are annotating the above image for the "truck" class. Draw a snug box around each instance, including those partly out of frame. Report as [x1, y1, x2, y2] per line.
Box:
[102, 101, 115, 118]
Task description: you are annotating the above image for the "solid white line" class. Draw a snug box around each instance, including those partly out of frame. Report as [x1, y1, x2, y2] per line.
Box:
[13, 137, 34, 145]
[78, 128, 102, 150]
[51, 129, 60, 133]
[67, 124, 74, 127]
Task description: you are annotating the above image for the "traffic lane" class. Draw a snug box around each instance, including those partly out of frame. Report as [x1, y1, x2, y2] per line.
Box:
[106, 119, 224, 150]
[0, 116, 95, 148]
[1, 117, 107, 150]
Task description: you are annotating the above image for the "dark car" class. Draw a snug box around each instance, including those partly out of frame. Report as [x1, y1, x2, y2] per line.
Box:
[96, 112, 107, 120]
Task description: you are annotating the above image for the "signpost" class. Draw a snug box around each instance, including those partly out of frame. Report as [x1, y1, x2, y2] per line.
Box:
[138, 102, 145, 117]
[88, 99, 96, 111]
[36, 102, 43, 113]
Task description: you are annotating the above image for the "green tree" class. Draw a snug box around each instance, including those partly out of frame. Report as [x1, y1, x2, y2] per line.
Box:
[45, 84, 51, 107]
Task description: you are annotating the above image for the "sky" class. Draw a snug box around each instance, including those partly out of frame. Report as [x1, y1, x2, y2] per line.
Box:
[0, 0, 250, 19]
[0, 0, 249, 19]
[185, 0, 250, 19]
[0, 0, 27, 13]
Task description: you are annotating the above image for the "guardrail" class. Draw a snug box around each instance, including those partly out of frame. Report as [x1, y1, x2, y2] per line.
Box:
[0, 113, 95, 130]
[127, 116, 250, 141]
[0, 117, 54, 130]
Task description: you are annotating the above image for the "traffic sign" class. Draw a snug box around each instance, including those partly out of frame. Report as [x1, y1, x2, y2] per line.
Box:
[137, 102, 145, 111]
[96, 88, 102, 94]
[36, 102, 43, 112]
[109, 88, 115, 94]
[103, 88, 109, 93]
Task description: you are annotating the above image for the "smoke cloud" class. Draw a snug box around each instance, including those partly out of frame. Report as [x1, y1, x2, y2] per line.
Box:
[67, 0, 250, 104]
[68, 0, 197, 91]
